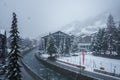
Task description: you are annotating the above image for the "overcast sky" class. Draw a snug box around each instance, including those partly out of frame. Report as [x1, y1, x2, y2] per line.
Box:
[0, 0, 120, 39]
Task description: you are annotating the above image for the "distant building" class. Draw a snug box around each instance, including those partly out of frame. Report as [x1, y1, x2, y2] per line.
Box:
[78, 35, 92, 43]
[78, 43, 91, 52]
[40, 31, 73, 54]
[0, 30, 7, 64]
[78, 35, 92, 52]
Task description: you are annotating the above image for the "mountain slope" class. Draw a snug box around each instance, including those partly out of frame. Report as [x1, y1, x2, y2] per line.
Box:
[61, 8, 120, 36]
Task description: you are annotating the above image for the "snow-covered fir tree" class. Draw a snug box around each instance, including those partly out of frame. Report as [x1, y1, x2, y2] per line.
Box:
[62, 38, 66, 54]
[59, 39, 64, 55]
[91, 35, 97, 53]
[101, 28, 108, 54]
[64, 39, 70, 54]
[71, 37, 78, 53]
[106, 14, 117, 55]
[57, 40, 63, 54]
[116, 22, 120, 55]
[47, 35, 57, 57]
[6, 13, 22, 80]
[92, 28, 107, 54]
[91, 14, 119, 56]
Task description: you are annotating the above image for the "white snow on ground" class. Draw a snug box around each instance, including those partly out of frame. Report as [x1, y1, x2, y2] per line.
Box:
[41, 54, 49, 58]
[57, 52, 120, 75]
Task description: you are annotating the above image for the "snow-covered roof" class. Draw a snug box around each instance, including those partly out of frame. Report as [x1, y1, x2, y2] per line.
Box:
[42, 31, 71, 38]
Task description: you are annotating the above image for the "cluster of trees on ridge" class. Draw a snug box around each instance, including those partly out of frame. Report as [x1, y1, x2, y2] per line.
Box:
[91, 14, 120, 56]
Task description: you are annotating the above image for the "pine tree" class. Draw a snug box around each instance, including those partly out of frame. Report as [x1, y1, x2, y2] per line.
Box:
[106, 14, 117, 55]
[6, 13, 22, 80]
[98, 28, 108, 54]
[92, 14, 118, 56]
[61, 38, 67, 55]
[91, 28, 107, 55]
[47, 36, 57, 57]
[91, 35, 98, 54]
[101, 28, 108, 54]
[64, 39, 70, 54]
[116, 22, 120, 56]
[57, 40, 62, 54]
[71, 38, 78, 53]
[59, 39, 64, 55]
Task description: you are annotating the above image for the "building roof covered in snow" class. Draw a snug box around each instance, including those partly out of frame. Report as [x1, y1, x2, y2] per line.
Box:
[42, 31, 72, 39]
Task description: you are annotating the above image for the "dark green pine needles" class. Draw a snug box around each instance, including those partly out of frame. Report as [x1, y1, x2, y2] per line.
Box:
[47, 36, 57, 57]
[6, 13, 22, 80]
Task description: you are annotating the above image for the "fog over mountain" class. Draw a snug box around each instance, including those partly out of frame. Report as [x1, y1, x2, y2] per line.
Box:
[61, 7, 120, 36]
[0, 0, 120, 38]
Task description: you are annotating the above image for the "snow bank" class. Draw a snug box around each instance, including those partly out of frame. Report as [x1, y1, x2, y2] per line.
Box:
[41, 54, 49, 58]
[57, 52, 120, 74]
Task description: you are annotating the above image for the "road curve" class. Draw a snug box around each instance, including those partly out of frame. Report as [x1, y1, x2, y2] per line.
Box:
[23, 48, 71, 80]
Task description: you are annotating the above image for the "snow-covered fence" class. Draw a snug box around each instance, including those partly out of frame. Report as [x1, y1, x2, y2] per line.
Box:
[57, 59, 85, 70]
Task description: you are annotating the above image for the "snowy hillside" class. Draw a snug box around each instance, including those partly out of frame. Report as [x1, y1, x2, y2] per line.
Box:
[61, 9, 120, 36]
